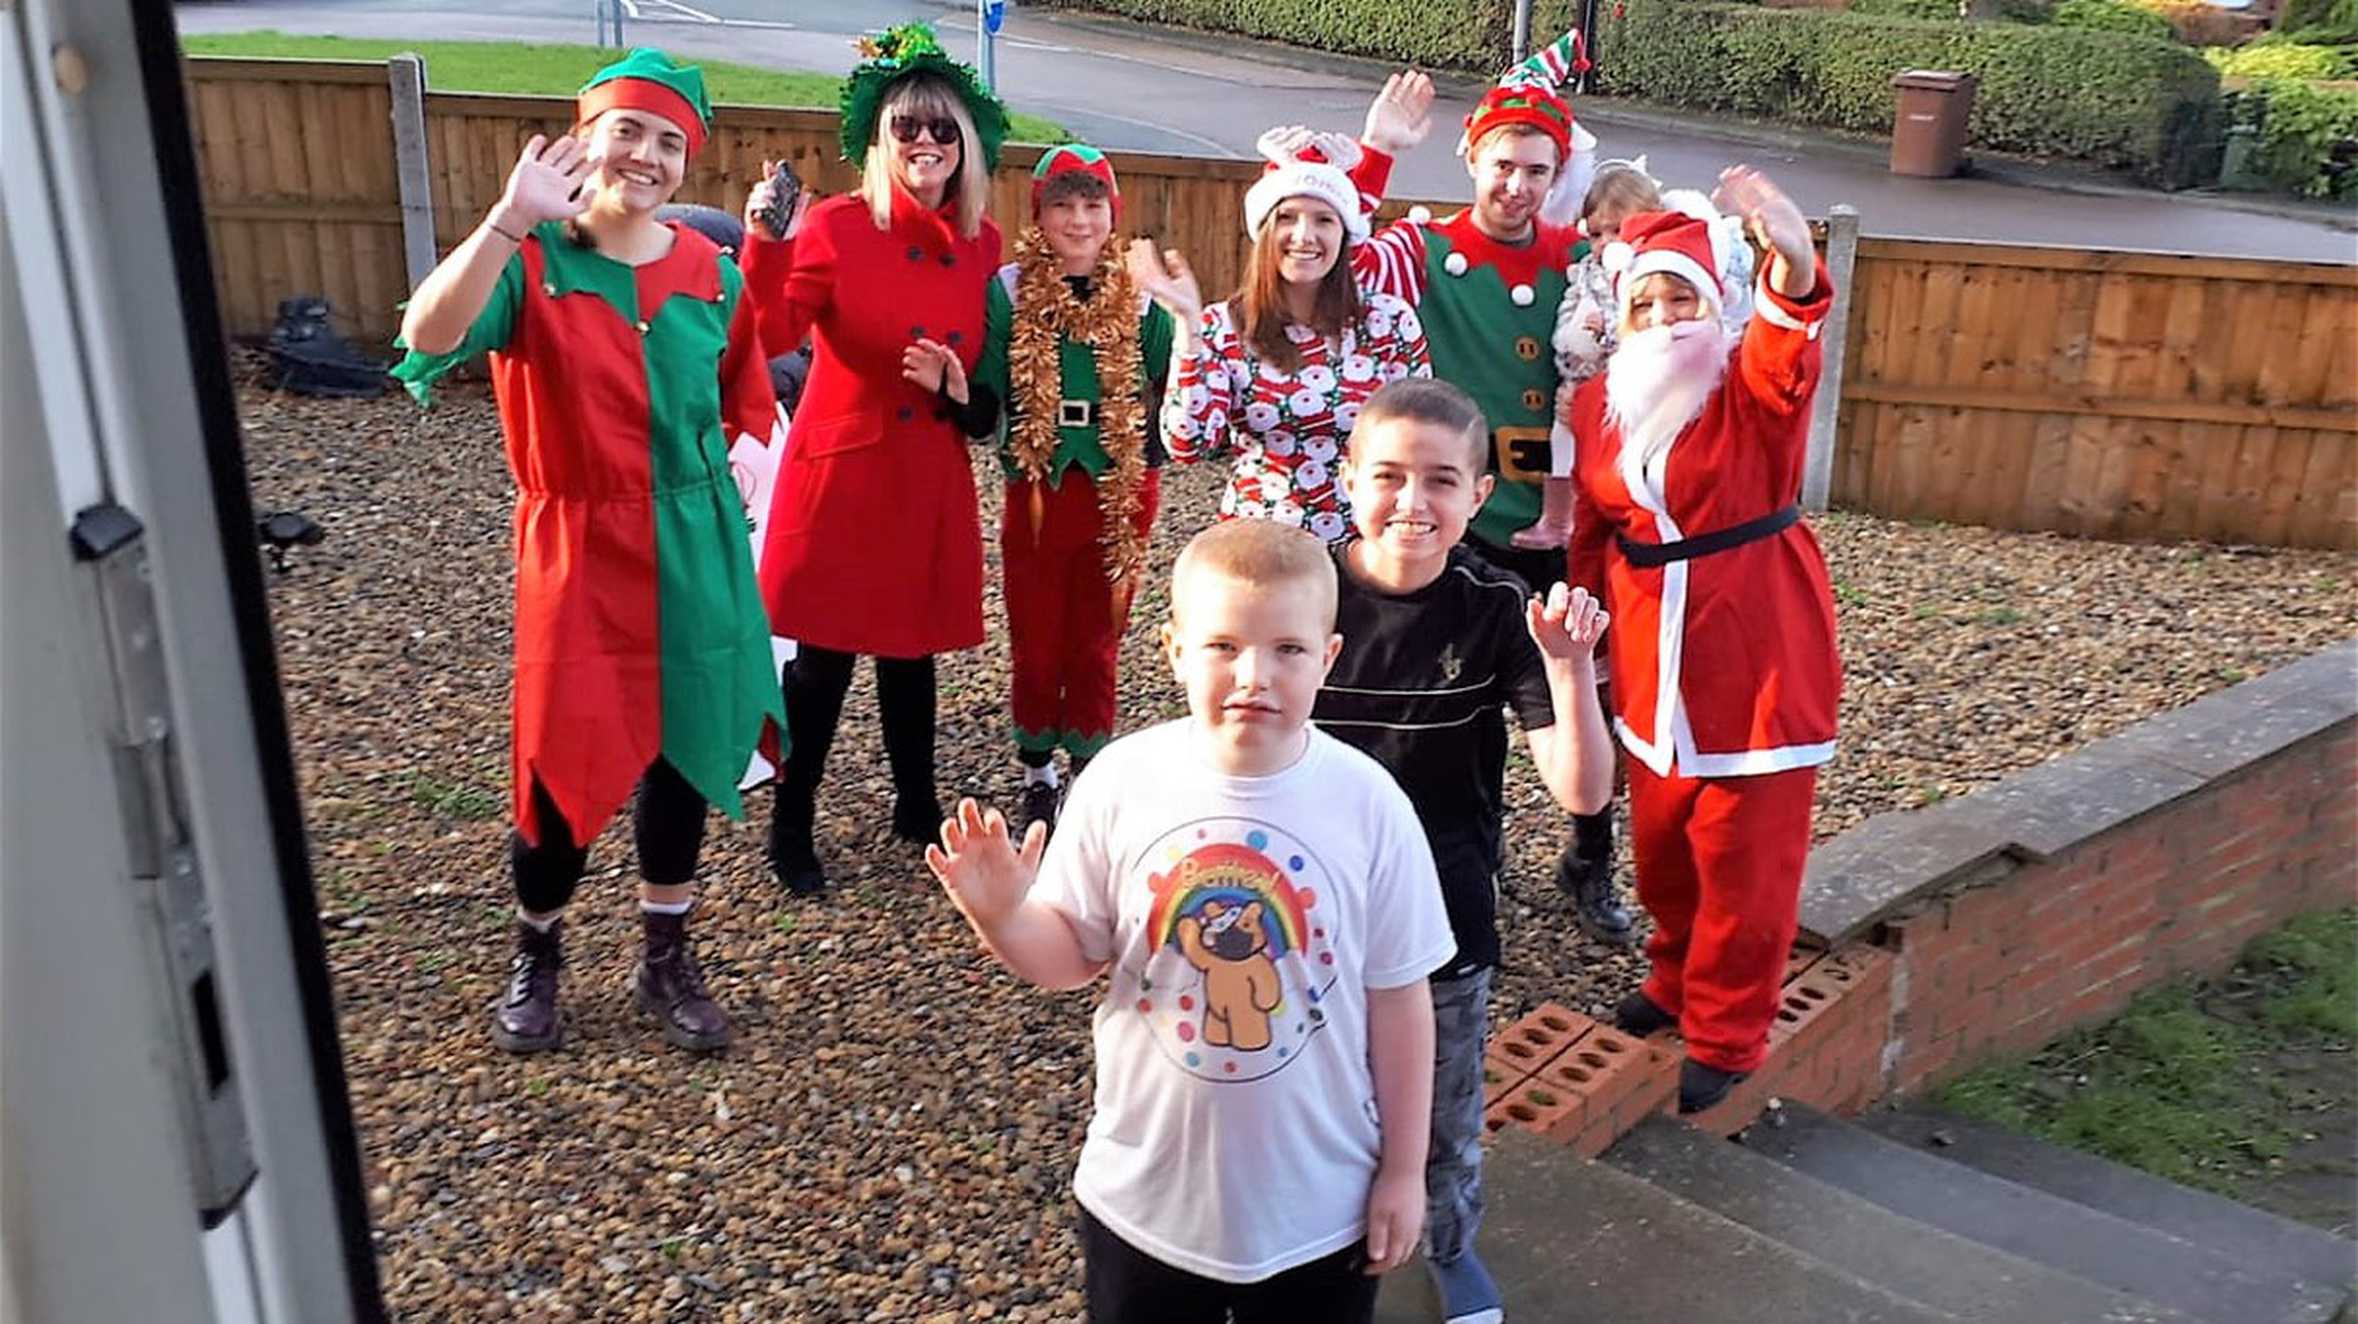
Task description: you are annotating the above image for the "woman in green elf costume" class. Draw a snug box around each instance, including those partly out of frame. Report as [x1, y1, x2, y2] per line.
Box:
[395, 48, 781, 1056]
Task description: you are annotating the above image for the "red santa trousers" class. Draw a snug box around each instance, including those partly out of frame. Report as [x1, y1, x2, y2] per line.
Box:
[1628, 758, 1819, 1074]
[1001, 468, 1161, 759]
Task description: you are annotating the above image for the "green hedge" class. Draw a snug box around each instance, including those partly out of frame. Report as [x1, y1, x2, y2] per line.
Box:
[2050, 0, 2178, 41]
[1596, 0, 2223, 184]
[2230, 78, 2358, 197]
[2209, 42, 2358, 80]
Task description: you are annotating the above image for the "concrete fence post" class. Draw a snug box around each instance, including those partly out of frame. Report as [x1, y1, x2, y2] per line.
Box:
[388, 53, 435, 294]
[1803, 203, 1860, 514]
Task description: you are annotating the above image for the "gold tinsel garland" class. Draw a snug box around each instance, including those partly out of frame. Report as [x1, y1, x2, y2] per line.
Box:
[1007, 227, 1149, 591]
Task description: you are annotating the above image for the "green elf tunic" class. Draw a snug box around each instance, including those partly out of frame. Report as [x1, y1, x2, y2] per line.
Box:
[391, 221, 784, 845]
[973, 266, 1176, 488]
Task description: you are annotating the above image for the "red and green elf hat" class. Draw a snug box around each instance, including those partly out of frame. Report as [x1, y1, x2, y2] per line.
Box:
[1461, 30, 1589, 158]
[577, 48, 713, 157]
[1031, 143, 1120, 220]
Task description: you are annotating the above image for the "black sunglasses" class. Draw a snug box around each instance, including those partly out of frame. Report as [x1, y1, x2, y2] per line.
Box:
[889, 114, 961, 146]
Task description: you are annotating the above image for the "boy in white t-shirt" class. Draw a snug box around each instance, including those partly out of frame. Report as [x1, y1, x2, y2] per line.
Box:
[927, 519, 1454, 1321]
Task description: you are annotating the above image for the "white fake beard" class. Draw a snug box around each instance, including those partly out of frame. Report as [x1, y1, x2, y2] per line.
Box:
[1605, 317, 1730, 468]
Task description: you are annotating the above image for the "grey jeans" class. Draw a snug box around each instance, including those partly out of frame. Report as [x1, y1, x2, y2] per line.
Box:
[1424, 965, 1492, 1264]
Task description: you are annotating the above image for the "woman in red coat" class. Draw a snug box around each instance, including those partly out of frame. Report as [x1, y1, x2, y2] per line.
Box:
[740, 25, 1008, 894]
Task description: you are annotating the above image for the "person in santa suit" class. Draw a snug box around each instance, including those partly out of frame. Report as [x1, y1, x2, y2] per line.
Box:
[1344, 35, 1635, 947]
[1564, 165, 1840, 1114]
[738, 23, 1008, 895]
[392, 49, 781, 1054]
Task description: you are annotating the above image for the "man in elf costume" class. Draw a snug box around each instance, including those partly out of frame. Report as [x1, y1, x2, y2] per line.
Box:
[1345, 35, 1633, 946]
[1566, 168, 1839, 1114]
[393, 49, 782, 1055]
[970, 145, 1173, 835]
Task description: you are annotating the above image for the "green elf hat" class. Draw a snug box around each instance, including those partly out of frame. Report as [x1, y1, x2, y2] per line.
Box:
[578, 48, 712, 157]
[839, 23, 1010, 171]
[1031, 143, 1119, 222]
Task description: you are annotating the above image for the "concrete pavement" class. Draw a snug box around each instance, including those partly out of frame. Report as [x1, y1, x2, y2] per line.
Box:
[174, 0, 2358, 260]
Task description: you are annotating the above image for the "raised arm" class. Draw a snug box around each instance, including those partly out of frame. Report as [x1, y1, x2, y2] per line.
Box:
[1521, 583, 1615, 815]
[1714, 166, 1833, 419]
[738, 178, 825, 362]
[926, 799, 1104, 990]
[400, 134, 588, 355]
[1128, 240, 1239, 464]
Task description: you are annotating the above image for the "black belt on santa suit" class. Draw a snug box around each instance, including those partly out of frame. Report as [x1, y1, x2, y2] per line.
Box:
[1617, 503, 1802, 569]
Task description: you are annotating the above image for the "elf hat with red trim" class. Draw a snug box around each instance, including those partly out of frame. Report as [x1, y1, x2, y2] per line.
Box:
[1032, 143, 1121, 221]
[1602, 210, 1722, 318]
[577, 48, 712, 157]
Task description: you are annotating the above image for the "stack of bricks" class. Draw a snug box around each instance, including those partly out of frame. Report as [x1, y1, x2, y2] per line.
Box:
[1481, 1003, 1678, 1158]
[1685, 943, 1896, 1137]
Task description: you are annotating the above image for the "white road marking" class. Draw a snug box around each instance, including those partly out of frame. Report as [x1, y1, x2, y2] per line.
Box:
[645, 0, 720, 20]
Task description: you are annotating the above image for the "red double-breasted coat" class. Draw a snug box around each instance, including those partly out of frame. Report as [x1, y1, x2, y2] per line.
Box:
[741, 188, 1002, 658]
[1567, 260, 1842, 781]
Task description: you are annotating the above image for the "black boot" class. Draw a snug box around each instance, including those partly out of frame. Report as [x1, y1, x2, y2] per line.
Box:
[491, 919, 564, 1053]
[634, 908, 731, 1053]
[1556, 810, 1634, 945]
[1018, 777, 1060, 841]
[1678, 1057, 1749, 1115]
[768, 780, 826, 896]
[771, 647, 854, 895]
[1614, 989, 1677, 1037]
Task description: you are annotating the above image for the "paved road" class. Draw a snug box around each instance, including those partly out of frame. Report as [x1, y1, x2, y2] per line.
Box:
[176, 0, 2358, 260]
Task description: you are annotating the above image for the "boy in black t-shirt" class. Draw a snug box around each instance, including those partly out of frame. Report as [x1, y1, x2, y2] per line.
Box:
[1314, 377, 1613, 1324]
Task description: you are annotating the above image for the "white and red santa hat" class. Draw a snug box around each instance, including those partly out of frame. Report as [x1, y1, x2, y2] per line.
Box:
[1601, 208, 1722, 321]
[1242, 127, 1371, 242]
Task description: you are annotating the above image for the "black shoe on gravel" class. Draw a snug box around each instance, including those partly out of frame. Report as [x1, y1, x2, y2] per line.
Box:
[634, 909, 731, 1053]
[1677, 1057, 1749, 1115]
[1554, 842, 1635, 946]
[1018, 780, 1060, 840]
[767, 837, 827, 896]
[891, 793, 945, 846]
[491, 919, 564, 1054]
[1614, 990, 1677, 1037]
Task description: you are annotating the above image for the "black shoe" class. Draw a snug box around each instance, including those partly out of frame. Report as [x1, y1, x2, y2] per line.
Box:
[1614, 990, 1677, 1037]
[491, 919, 564, 1053]
[1018, 779, 1060, 840]
[635, 909, 732, 1053]
[768, 785, 827, 895]
[1555, 842, 1635, 946]
[1677, 1057, 1750, 1115]
[891, 793, 944, 845]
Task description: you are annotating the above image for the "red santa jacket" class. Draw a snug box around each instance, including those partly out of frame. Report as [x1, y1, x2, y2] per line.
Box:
[1567, 260, 1841, 780]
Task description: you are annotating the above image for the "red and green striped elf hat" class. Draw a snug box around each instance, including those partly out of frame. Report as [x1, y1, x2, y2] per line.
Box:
[1031, 143, 1120, 221]
[1461, 30, 1589, 158]
[577, 48, 713, 157]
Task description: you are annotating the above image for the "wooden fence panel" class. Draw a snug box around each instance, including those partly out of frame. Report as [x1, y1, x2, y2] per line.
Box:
[1836, 239, 2358, 549]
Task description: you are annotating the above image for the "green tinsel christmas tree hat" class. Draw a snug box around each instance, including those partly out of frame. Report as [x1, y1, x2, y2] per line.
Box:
[578, 48, 713, 156]
[838, 23, 1010, 171]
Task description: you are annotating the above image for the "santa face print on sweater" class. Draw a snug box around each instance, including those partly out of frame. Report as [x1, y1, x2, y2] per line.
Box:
[1166, 290, 1431, 544]
[1132, 823, 1338, 1083]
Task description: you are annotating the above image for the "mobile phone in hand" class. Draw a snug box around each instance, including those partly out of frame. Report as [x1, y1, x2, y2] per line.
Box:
[759, 159, 803, 240]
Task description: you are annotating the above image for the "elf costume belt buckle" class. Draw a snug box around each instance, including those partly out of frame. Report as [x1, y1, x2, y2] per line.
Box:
[1058, 399, 1094, 428]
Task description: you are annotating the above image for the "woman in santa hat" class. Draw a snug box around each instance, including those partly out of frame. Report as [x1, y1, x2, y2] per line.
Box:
[1564, 165, 1841, 1114]
[737, 24, 1009, 895]
[1127, 129, 1431, 545]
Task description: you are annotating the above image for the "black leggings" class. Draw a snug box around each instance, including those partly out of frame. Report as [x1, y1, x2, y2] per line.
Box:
[510, 759, 707, 913]
[1078, 1206, 1379, 1324]
[773, 645, 938, 839]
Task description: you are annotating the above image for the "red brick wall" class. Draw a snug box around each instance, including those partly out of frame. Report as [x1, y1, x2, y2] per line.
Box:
[1873, 721, 2357, 1100]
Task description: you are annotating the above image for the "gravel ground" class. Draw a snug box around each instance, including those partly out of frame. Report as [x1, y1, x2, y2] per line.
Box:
[237, 365, 2356, 1323]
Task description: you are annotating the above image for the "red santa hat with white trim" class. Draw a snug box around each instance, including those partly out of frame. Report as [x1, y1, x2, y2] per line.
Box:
[1601, 209, 1722, 320]
[1242, 127, 1371, 241]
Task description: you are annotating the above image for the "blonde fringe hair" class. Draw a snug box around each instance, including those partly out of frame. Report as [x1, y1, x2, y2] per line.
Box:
[863, 75, 991, 239]
[1171, 519, 1339, 632]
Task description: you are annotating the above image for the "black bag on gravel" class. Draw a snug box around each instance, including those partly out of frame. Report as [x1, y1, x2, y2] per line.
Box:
[268, 296, 387, 399]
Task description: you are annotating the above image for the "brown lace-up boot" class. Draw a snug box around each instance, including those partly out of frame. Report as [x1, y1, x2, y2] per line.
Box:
[634, 908, 731, 1052]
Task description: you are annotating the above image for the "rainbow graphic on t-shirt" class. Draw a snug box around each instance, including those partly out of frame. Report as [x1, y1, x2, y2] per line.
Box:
[1145, 839, 1315, 959]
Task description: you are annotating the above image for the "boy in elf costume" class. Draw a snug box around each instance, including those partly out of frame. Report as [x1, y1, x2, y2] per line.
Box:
[970, 145, 1175, 837]
[392, 49, 782, 1055]
[1344, 35, 1633, 946]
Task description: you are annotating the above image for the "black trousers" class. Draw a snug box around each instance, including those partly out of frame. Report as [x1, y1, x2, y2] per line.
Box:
[772, 645, 938, 846]
[1463, 536, 1616, 866]
[1078, 1207, 1380, 1324]
[510, 759, 706, 913]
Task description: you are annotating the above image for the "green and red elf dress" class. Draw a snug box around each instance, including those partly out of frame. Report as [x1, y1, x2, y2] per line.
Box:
[739, 187, 1001, 657]
[970, 145, 1175, 762]
[391, 221, 784, 847]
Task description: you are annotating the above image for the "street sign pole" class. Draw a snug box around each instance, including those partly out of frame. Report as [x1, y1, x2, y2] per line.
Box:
[979, 0, 1005, 91]
[1512, 0, 1532, 62]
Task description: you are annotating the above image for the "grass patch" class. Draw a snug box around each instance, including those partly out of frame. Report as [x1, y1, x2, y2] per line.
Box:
[181, 31, 1068, 142]
[402, 771, 502, 821]
[1940, 909, 2358, 1203]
